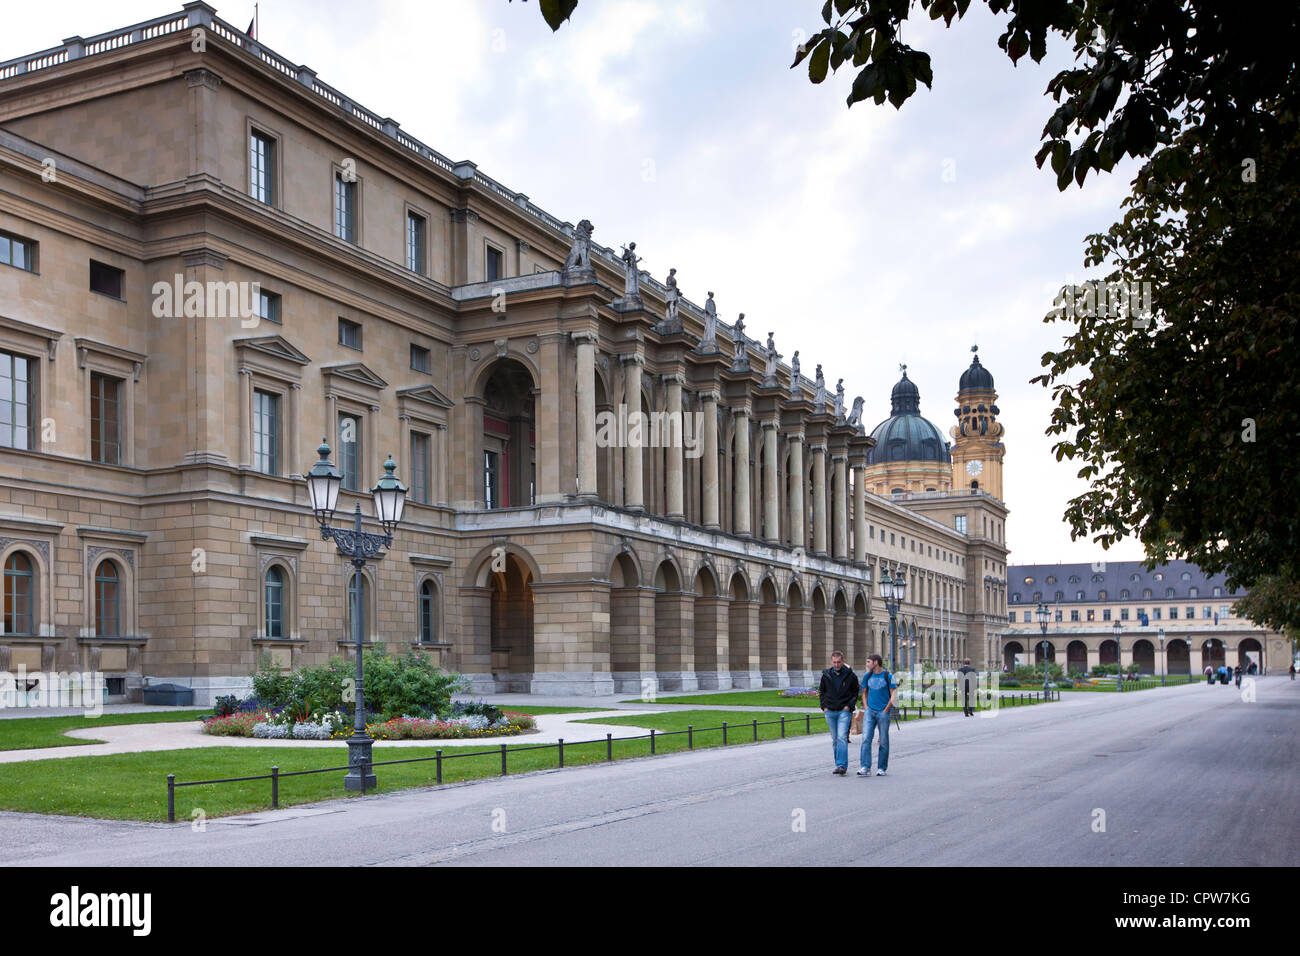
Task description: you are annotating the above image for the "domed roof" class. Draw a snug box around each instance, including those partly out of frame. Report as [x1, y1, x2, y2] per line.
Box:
[959, 347, 995, 391]
[866, 369, 951, 466]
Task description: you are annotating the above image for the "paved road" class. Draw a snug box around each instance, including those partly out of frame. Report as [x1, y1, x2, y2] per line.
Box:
[1, 676, 1294, 866]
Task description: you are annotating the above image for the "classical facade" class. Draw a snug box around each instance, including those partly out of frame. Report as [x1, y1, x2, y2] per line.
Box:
[0, 4, 1009, 703]
[1003, 560, 1288, 675]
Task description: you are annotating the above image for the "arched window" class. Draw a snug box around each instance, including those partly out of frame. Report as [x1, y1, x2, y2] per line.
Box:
[346, 572, 368, 639]
[264, 566, 284, 639]
[419, 579, 437, 644]
[3, 552, 34, 635]
[1068, 575, 1080, 584]
[1142, 588, 1152, 599]
[1046, 576, 1056, 585]
[95, 560, 121, 637]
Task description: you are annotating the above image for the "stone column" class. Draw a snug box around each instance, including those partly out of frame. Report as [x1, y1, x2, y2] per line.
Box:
[573, 331, 598, 497]
[762, 419, 779, 543]
[701, 390, 720, 528]
[729, 599, 762, 688]
[788, 433, 805, 548]
[853, 460, 866, 563]
[665, 373, 685, 519]
[622, 355, 645, 511]
[237, 367, 252, 468]
[733, 408, 751, 535]
[811, 443, 827, 554]
[832, 453, 848, 561]
[288, 383, 302, 477]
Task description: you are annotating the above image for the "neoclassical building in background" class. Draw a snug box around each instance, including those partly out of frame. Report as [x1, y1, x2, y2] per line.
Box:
[0, 4, 1010, 702]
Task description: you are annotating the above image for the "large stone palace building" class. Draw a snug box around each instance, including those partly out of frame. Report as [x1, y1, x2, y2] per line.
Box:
[1003, 560, 1289, 676]
[0, 4, 1011, 703]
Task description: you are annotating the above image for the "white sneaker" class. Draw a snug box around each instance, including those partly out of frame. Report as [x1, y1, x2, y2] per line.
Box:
[856, 767, 870, 776]
[876, 769, 887, 776]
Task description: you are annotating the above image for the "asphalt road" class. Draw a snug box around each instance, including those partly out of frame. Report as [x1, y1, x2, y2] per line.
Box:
[1, 676, 1294, 866]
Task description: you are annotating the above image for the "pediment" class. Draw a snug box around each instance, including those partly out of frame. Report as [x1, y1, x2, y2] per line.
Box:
[396, 384, 454, 409]
[233, 334, 311, 366]
[321, 362, 388, 390]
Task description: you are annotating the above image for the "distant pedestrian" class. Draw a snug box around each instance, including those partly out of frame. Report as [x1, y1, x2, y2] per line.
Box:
[819, 650, 859, 776]
[1233, 664, 1242, 688]
[1290, 662, 1296, 681]
[857, 653, 899, 777]
[1204, 665, 1214, 686]
[1247, 661, 1257, 676]
[957, 658, 978, 716]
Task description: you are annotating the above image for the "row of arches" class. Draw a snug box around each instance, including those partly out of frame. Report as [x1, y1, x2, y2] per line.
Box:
[1004, 637, 1266, 673]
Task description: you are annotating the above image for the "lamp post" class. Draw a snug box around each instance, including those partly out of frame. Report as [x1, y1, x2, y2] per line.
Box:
[879, 568, 906, 672]
[304, 440, 406, 791]
[1035, 601, 1050, 694]
[1113, 618, 1123, 692]
[1159, 626, 1166, 686]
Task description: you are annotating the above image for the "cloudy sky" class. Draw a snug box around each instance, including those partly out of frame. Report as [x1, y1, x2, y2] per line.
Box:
[7, 0, 1149, 564]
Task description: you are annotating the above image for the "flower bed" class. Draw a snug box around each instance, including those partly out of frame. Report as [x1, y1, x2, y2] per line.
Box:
[778, 687, 819, 699]
[364, 712, 536, 740]
[201, 705, 536, 740]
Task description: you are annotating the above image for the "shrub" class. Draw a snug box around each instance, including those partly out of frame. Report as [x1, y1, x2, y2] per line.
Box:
[252, 655, 294, 707]
[1000, 678, 1021, 688]
[362, 647, 467, 720]
[211, 694, 240, 718]
[779, 687, 819, 699]
[450, 700, 505, 723]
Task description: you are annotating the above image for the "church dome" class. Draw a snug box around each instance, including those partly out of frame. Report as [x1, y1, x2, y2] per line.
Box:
[866, 370, 952, 466]
[959, 349, 995, 391]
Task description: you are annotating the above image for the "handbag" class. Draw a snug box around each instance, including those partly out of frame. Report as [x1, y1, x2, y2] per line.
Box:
[850, 710, 863, 736]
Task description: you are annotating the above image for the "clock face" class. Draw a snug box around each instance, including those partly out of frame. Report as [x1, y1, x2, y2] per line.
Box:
[966, 459, 984, 477]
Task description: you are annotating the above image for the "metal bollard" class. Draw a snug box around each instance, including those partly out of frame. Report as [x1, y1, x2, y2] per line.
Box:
[722, 722, 727, 746]
[752, 719, 758, 742]
[650, 727, 656, 755]
[805, 713, 811, 734]
[436, 749, 443, 785]
[167, 774, 175, 824]
[501, 743, 508, 776]
[271, 765, 279, 809]
[607, 733, 613, 762]
[780, 715, 786, 738]
[688, 725, 694, 749]
[558, 738, 564, 768]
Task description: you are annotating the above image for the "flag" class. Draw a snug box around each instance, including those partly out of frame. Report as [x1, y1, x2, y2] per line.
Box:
[246, 18, 255, 39]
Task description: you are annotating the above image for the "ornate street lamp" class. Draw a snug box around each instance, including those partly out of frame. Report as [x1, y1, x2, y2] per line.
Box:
[879, 568, 905, 672]
[1158, 626, 1166, 686]
[1113, 618, 1123, 692]
[1035, 601, 1051, 694]
[305, 441, 406, 791]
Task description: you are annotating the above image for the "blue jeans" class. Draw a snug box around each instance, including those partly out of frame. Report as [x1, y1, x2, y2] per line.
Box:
[824, 709, 852, 768]
[859, 707, 891, 771]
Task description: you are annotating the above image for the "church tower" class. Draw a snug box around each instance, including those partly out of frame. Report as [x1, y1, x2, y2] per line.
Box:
[949, 346, 1005, 499]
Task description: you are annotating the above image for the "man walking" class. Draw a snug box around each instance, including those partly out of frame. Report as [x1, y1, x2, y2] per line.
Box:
[957, 658, 978, 716]
[819, 650, 859, 776]
[858, 653, 899, 777]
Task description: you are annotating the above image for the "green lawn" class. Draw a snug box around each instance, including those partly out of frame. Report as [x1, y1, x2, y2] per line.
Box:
[0, 710, 827, 822]
[0, 710, 210, 752]
[486, 705, 607, 715]
[622, 690, 821, 709]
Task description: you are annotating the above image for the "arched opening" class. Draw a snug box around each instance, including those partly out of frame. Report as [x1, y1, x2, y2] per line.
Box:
[609, 551, 647, 692]
[1066, 640, 1088, 675]
[654, 559, 691, 689]
[832, 589, 851, 667]
[853, 593, 868, 669]
[1132, 639, 1155, 675]
[481, 359, 535, 509]
[1167, 638, 1190, 674]
[418, 578, 440, 644]
[3, 551, 35, 636]
[1098, 639, 1118, 666]
[810, 585, 830, 671]
[786, 580, 807, 682]
[728, 571, 756, 685]
[1003, 640, 1024, 671]
[490, 553, 534, 686]
[94, 559, 122, 637]
[1034, 640, 1056, 666]
[758, 576, 781, 687]
[693, 565, 727, 688]
[1237, 637, 1262, 672]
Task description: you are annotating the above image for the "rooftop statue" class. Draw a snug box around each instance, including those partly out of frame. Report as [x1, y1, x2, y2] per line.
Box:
[732, 313, 748, 368]
[662, 267, 682, 331]
[563, 219, 594, 274]
[835, 379, 846, 421]
[619, 242, 643, 300]
[847, 396, 865, 431]
[813, 364, 827, 409]
[697, 291, 719, 352]
[764, 332, 781, 385]
[790, 350, 801, 396]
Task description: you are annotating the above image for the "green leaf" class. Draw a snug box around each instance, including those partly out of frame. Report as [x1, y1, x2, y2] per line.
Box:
[809, 39, 831, 84]
[538, 0, 578, 31]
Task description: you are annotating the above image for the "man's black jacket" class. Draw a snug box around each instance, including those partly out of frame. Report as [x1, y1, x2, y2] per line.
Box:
[819, 665, 860, 711]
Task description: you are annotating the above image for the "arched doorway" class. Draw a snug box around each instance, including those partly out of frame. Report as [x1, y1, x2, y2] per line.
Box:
[811, 585, 831, 670]
[481, 359, 535, 509]
[1003, 640, 1023, 671]
[1067, 640, 1088, 676]
[1202, 639, 1225, 670]
[490, 553, 534, 690]
[1238, 637, 1263, 672]
[1132, 639, 1155, 675]
[1167, 638, 1190, 675]
[654, 560, 693, 690]
[693, 565, 727, 688]
[609, 551, 647, 692]
[1099, 639, 1118, 667]
[758, 576, 782, 687]
[786, 580, 807, 682]
[1034, 640, 1056, 666]
[729, 572, 758, 686]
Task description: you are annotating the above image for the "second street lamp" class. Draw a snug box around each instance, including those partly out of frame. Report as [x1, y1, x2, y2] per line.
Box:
[1113, 618, 1124, 693]
[1036, 601, 1051, 694]
[305, 440, 407, 792]
[1159, 626, 1166, 686]
[879, 568, 905, 672]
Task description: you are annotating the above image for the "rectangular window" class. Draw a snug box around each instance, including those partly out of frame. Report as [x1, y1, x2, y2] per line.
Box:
[1070, 610, 1080, 622]
[1186, 606, 1194, 620]
[484, 449, 499, 509]
[1219, 605, 1229, 618]
[89, 260, 124, 298]
[1102, 608, 1112, 621]
[1086, 609, 1095, 621]
[338, 413, 360, 492]
[0, 350, 33, 451]
[406, 211, 426, 274]
[89, 372, 122, 464]
[410, 344, 430, 373]
[1202, 606, 1211, 619]
[954, 515, 967, 534]
[486, 245, 503, 282]
[258, 290, 282, 325]
[890, 533, 895, 546]
[249, 130, 276, 204]
[1152, 607, 1161, 620]
[1120, 608, 1130, 621]
[410, 431, 430, 505]
[253, 390, 279, 475]
[0, 232, 37, 273]
[338, 317, 361, 350]
[1008, 612, 1015, 623]
[1054, 609, 1062, 622]
[1137, 607, 1146, 621]
[334, 172, 356, 242]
